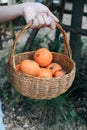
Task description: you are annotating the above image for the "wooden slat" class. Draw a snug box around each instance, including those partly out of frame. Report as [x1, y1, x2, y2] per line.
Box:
[61, 23, 87, 36]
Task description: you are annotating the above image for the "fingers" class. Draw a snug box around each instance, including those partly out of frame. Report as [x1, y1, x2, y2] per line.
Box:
[31, 14, 56, 29]
[47, 16, 56, 29]
[31, 17, 39, 28]
[48, 10, 59, 23]
[42, 15, 50, 25]
[23, 3, 59, 29]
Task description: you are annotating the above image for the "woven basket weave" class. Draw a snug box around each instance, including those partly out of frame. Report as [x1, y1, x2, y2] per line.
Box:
[8, 21, 76, 100]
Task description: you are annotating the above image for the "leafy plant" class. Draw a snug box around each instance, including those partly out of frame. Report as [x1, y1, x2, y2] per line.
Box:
[28, 35, 44, 51]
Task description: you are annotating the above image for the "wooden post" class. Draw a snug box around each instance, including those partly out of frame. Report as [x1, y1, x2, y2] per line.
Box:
[55, 0, 66, 51]
[8, 0, 15, 40]
[70, 0, 85, 69]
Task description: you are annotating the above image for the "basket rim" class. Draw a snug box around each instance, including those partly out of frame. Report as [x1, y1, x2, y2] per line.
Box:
[8, 51, 76, 81]
[14, 51, 76, 65]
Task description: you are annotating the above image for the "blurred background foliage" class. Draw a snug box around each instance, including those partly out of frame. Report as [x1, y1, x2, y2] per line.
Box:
[0, 0, 87, 129]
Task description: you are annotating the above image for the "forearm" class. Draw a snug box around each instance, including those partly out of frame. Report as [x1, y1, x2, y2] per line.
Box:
[0, 4, 22, 23]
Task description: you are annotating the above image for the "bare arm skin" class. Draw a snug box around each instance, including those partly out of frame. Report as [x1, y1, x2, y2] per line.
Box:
[0, 4, 22, 23]
[0, 2, 59, 29]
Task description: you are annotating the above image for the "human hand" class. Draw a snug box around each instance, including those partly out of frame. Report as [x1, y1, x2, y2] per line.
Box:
[22, 2, 59, 29]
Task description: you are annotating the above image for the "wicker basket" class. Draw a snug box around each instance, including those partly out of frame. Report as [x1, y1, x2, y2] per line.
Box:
[8, 21, 76, 100]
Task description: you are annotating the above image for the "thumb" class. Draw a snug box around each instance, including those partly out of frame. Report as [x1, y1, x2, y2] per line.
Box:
[48, 10, 59, 23]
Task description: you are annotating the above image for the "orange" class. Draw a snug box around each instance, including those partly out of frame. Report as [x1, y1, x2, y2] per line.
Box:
[20, 59, 40, 76]
[34, 48, 53, 67]
[37, 68, 52, 78]
[47, 63, 62, 75]
[16, 63, 20, 71]
[54, 70, 66, 77]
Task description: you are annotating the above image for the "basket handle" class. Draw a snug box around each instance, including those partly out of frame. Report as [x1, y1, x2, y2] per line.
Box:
[8, 21, 72, 68]
[56, 22, 72, 58]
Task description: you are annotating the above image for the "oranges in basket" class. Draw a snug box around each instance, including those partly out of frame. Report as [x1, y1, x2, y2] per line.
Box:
[16, 48, 66, 78]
